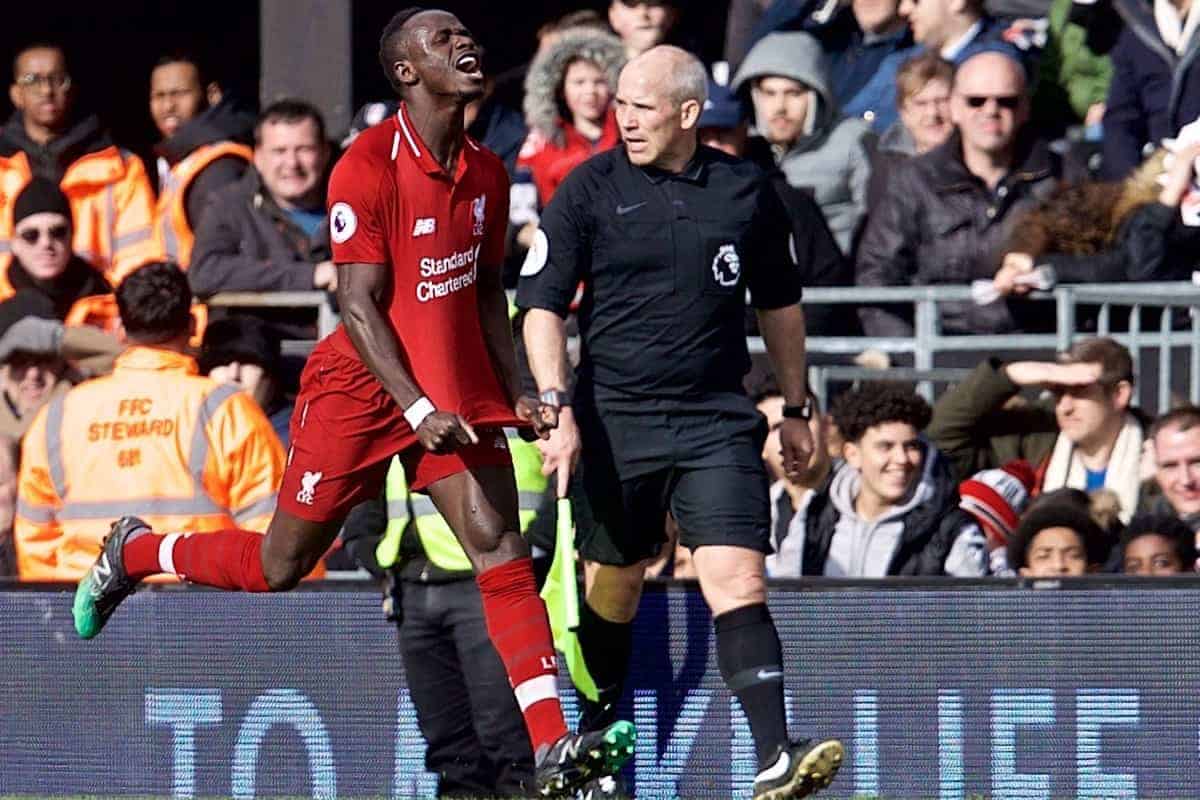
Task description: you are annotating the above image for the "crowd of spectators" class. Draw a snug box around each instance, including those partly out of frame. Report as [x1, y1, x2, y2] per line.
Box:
[1, 0, 1200, 581]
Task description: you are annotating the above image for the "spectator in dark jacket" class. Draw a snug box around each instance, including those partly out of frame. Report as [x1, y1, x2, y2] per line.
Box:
[900, 0, 1023, 62]
[856, 50, 1065, 336]
[188, 100, 333, 299]
[867, 51, 955, 211]
[771, 383, 986, 577]
[815, 0, 920, 133]
[1101, 0, 1200, 179]
[994, 141, 1200, 293]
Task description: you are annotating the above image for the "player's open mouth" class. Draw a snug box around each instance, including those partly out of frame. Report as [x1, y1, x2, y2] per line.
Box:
[455, 53, 481, 75]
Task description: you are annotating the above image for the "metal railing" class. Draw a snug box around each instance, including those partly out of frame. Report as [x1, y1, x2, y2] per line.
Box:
[753, 282, 1200, 410]
[208, 282, 1200, 412]
[206, 290, 337, 357]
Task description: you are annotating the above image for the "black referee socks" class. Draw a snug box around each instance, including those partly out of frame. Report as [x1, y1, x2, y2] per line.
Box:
[714, 602, 789, 770]
[577, 600, 634, 729]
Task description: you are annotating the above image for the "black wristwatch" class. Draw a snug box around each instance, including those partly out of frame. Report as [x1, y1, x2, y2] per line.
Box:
[781, 397, 814, 420]
[539, 389, 571, 408]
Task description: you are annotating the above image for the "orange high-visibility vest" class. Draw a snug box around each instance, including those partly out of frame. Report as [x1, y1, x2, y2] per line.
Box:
[13, 346, 310, 581]
[0, 147, 163, 285]
[156, 141, 251, 268]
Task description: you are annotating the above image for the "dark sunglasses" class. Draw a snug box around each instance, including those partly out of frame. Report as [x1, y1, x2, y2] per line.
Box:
[964, 94, 1021, 110]
[17, 224, 69, 245]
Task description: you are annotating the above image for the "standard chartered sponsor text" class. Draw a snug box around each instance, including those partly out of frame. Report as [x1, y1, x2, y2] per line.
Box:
[417, 243, 481, 302]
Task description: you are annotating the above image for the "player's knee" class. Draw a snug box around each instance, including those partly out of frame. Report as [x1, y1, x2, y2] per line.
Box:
[702, 569, 766, 615]
[262, 558, 305, 592]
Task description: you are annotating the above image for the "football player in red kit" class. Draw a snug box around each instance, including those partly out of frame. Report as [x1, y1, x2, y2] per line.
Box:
[73, 7, 634, 796]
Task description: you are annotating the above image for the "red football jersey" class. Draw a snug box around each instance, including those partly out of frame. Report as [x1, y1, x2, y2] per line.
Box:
[326, 103, 519, 427]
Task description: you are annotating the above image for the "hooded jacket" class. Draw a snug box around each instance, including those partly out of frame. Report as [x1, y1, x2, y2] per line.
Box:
[796, 441, 980, 576]
[1102, 0, 1200, 179]
[0, 114, 159, 282]
[517, 29, 626, 205]
[732, 31, 875, 255]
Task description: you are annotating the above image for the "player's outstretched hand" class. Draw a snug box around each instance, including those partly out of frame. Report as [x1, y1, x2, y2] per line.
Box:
[780, 417, 814, 483]
[416, 412, 479, 453]
[515, 395, 557, 439]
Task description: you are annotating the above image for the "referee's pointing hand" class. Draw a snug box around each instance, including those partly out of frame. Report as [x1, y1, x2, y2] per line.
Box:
[780, 417, 815, 483]
[416, 411, 479, 453]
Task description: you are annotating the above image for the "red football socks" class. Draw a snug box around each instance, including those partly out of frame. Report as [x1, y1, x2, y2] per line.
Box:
[123, 528, 270, 592]
[476, 557, 568, 754]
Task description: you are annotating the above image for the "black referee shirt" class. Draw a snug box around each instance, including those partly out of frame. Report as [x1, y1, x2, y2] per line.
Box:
[516, 145, 803, 400]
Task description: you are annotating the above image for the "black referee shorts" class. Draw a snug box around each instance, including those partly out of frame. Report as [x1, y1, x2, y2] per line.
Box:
[572, 393, 772, 567]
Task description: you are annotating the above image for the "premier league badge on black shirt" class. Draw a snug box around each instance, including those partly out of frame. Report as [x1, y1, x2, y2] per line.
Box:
[711, 243, 741, 287]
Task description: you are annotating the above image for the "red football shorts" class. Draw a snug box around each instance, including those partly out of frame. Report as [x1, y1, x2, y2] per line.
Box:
[277, 344, 513, 522]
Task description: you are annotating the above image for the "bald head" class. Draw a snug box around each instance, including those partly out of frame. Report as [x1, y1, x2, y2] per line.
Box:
[615, 45, 705, 171]
[623, 45, 707, 109]
[950, 50, 1029, 162]
[953, 50, 1026, 95]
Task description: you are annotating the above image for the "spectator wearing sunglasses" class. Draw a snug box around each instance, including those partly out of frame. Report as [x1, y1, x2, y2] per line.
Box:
[856, 49, 1070, 337]
[0, 177, 110, 318]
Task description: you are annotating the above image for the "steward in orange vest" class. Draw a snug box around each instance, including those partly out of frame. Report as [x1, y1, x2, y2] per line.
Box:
[0, 46, 161, 284]
[149, 56, 252, 268]
[14, 262, 297, 581]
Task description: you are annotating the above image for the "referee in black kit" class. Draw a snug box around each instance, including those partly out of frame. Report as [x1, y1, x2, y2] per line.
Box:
[517, 45, 843, 800]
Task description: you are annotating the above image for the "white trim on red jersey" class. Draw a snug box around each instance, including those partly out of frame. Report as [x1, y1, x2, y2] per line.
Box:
[396, 109, 422, 159]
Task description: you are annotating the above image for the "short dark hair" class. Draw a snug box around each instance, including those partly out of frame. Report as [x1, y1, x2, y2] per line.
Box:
[747, 373, 819, 411]
[152, 50, 211, 87]
[1121, 512, 1197, 570]
[116, 262, 193, 343]
[1059, 337, 1135, 388]
[1150, 405, 1200, 441]
[13, 42, 67, 82]
[254, 99, 327, 145]
[378, 7, 427, 93]
[1007, 488, 1111, 570]
[830, 383, 931, 444]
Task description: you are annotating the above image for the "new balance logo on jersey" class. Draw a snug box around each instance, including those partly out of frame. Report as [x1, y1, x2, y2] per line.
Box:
[296, 471, 323, 506]
[413, 217, 436, 237]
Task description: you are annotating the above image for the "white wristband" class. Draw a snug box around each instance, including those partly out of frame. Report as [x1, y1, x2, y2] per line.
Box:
[403, 396, 436, 431]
